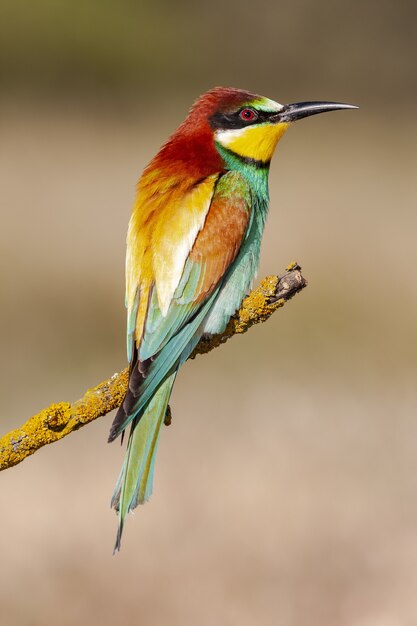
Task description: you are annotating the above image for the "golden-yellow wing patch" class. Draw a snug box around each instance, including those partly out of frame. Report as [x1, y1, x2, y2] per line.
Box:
[126, 171, 219, 345]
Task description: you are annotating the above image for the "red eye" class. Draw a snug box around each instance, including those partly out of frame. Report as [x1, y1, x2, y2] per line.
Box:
[239, 108, 257, 122]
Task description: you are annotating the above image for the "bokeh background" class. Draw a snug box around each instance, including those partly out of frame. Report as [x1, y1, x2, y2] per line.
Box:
[1, 1, 417, 625]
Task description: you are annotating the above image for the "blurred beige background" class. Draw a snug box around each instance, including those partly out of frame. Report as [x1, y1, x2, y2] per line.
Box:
[1, 1, 417, 625]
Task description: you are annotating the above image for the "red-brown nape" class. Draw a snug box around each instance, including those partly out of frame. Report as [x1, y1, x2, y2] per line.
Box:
[146, 87, 260, 180]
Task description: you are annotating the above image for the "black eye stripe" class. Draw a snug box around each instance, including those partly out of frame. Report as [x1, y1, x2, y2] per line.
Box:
[209, 108, 275, 130]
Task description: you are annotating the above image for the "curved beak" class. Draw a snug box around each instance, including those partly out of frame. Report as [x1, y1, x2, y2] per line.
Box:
[273, 101, 358, 123]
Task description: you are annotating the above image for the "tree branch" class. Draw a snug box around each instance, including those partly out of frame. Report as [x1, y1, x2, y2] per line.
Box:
[0, 263, 307, 471]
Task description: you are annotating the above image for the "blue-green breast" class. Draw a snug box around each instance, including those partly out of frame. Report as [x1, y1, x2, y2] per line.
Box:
[203, 155, 270, 335]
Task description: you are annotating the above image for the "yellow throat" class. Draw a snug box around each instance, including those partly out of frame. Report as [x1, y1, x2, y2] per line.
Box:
[215, 122, 290, 163]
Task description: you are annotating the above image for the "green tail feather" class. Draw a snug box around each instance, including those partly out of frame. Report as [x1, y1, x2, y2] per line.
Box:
[111, 371, 176, 552]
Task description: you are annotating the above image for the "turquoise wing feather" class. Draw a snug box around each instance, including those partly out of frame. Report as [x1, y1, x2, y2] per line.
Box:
[110, 171, 256, 550]
[109, 171, 253, 440]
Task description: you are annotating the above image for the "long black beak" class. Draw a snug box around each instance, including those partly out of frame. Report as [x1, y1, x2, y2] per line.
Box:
[273, 101, 358, 123]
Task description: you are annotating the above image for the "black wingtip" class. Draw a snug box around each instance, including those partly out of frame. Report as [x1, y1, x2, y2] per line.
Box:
[108, 409, 125, 442]
[108, 401, 130, 443]
[108, 428, 119, 444]
[113, 521, 123, 554]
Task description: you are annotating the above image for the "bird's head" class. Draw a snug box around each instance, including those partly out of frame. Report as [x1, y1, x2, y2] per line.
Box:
[194, 87, 357, 167]
[151, 87, 357, 178]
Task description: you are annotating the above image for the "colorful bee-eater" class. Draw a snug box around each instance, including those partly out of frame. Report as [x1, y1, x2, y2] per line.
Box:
[109, 87, 356, 550]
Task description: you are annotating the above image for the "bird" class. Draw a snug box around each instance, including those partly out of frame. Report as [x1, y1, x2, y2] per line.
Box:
[108, 87, 357, 550]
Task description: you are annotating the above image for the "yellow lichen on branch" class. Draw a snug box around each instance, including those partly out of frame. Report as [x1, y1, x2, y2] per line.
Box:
[0, 370, 129, 471]
[0, 264, 306, 471]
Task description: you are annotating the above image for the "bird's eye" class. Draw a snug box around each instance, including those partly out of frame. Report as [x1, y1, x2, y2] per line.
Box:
[239, 108, 258, 122]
